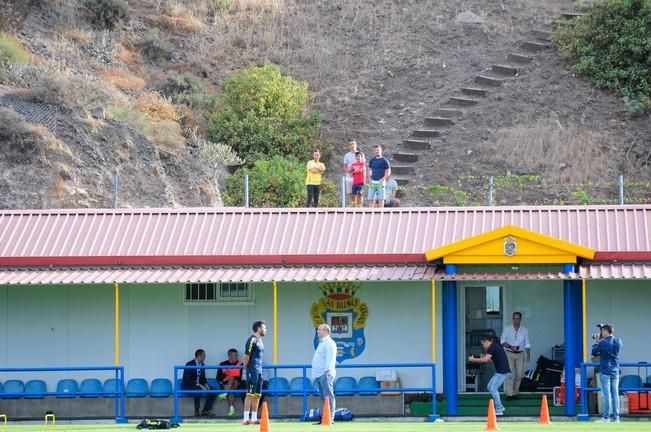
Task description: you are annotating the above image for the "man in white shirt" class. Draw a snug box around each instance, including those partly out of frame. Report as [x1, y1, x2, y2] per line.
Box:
[343, 140, 364, 205]
[312, 323, 337, 422]
[500, 311, 531, 400]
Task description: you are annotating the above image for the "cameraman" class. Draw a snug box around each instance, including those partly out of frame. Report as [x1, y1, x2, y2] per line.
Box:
[591, 324, 623, 423]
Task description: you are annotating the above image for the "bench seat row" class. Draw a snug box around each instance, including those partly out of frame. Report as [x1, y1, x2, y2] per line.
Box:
[0, 376, 382, 399]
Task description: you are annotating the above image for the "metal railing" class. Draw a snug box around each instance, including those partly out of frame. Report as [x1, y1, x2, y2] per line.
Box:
[171, 362, 438, 423]
[579, 361, 651, 419]
[0, 366, 126, 423]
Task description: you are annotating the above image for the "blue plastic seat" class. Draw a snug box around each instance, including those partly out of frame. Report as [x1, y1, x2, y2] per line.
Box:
[24, 380, 47, 399]
[267, 377, 290, 396]
[126, 378, 148, 397]
[646, 375, 651, 385]
[150, 378, 172, 398]
[56, 379, 79, 398]
[102, 378, 123, 398]
[289, 377, 315, 395]
[334, 376, 358, 395]
[620, 375, 642, 390]
[357, 376, 380, 395]
[207, 378, 221, 391]
[3, 379, 25, 399]
[80, 378, 103, 398]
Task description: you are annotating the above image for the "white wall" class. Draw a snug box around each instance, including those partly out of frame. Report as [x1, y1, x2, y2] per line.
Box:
[8, 278, 649, 392]
[586, 280, 651, 367]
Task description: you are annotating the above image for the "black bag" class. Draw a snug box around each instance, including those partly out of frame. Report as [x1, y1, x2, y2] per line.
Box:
[136, 419, 180, 429]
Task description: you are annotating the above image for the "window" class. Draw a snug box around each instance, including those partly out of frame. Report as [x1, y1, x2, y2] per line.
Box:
[485, 286, 501, 314]
[184, 282, 253, 304]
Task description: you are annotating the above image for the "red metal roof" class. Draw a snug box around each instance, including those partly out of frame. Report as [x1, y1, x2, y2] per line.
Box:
[0, 265, 434, 285]
[0, 206, 650, 266]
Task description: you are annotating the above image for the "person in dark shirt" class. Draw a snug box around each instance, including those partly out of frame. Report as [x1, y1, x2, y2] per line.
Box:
[180, 348, 216, 417]
[468, 335, 511, 415]
[242, 320, 266, 425]
[591, 324, 623, 422]
[217, 348, 244, 417]
[366, 145, 391, 208]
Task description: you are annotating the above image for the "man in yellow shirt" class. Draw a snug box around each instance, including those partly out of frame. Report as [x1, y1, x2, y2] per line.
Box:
[306, 149, 326, 207]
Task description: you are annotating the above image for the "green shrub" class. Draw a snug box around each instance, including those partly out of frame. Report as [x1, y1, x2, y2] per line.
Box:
[553, 0, 651, 109]
[0, 33, 29, 64]
[206, 0, 234, 19]
[107, 105, 151, 134]
[84, 0, 129, 30]
[139, 29, 174, 62]
[223, 155, 338, 207]
[208, 64, 322, 161]
[159, 71, 213, 109]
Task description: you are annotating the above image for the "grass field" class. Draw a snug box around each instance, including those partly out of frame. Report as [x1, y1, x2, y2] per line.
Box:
[2, 421, 651, 432]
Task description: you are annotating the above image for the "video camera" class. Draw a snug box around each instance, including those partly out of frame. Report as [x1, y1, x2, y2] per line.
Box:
[591, 323, 608, 341]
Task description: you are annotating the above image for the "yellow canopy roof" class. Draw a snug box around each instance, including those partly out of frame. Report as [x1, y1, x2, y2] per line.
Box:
[425, 225, 595, 264]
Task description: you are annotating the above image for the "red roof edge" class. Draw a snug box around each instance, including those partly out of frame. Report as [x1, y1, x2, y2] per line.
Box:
[592, 252, 651, 261]
[0, 254, 428, 267]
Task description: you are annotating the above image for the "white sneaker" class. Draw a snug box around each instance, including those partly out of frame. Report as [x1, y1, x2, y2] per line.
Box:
[594, 417, 610, 422]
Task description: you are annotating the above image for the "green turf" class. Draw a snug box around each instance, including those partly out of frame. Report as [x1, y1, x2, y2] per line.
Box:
[2, 421, 651, 432]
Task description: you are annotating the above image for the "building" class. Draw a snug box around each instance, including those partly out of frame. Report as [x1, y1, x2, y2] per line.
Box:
[0, 205, 649, 417]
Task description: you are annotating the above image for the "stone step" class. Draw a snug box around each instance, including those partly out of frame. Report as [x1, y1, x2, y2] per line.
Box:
[392, 165, 416, 176]
[507, 53, 532, 64]
[424, 117, 455, 127]
[532, 29, 552, 41]
[445, 97, 479, 106]
[461, 87, 488, 97]
[561, 12, 585, 20]
[520, 41, 551, 52]
[392, 152, 419, 163]
[412, 129, 441, 138]
[394, 178, 410, 186]
[431, 108, 463, 118]
[403, 139, 430, 151]
[475, 75, 503, 87]
[491, 64, 518, 76]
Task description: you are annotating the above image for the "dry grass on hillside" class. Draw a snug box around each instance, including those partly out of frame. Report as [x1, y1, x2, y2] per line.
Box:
[102, 67, 146, 91]
[491, 118, 614, 184]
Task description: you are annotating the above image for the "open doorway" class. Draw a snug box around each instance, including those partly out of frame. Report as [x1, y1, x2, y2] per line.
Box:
[464, 285, 504, 391]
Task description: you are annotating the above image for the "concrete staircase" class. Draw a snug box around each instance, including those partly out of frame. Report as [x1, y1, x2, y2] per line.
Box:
[390, 6, 588, 188]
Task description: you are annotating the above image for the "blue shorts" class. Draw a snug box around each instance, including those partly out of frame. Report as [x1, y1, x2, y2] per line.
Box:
[246, 369, 263, 395]
[351, 183, 364, 195]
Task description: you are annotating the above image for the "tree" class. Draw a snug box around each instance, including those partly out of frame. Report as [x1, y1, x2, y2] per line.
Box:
[208, 64, 322, 161]
[193, 133, 244, 205]
[553, 0, 651, 112]
[223, 155, 337, 207]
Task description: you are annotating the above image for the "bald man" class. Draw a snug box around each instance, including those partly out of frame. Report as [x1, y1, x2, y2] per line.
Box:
[311, 323, 337, 422]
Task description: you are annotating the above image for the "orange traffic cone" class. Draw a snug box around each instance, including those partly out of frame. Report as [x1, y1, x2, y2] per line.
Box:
[259, 402, 271, 432]
[539, 394, 552, 425]
[486, 399, 499, 431]
[321, 397, 333, 426]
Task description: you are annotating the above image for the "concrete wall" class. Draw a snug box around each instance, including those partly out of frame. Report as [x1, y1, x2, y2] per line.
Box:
[0, 281, 436, 391]
[2, 277, 649, 394]
[585, 280, 651, 365]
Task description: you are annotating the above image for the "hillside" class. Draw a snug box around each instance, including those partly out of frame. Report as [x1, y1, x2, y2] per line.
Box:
[0, 0, 649, 209]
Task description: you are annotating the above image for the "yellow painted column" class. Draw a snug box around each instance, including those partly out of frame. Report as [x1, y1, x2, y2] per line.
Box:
[114, 282, 120, 366]
[431, 279, 436, 363]
[582, 278, 588, 362]
[273, 280, 278, 364]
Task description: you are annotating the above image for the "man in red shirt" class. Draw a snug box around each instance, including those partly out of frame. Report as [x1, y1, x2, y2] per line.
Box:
[217, 348, 244, 417]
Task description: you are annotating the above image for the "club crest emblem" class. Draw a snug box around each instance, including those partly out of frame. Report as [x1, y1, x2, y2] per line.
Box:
[311, 282, 368, 362]
[504, 236, 517, 256]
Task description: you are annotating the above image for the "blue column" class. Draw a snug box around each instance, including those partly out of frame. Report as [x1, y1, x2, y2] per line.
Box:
[442, 264, 458, 415]
[563, 263, 579, 416]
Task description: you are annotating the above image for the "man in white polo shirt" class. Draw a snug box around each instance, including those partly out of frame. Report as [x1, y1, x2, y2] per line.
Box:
[500, 311, 531, 400]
